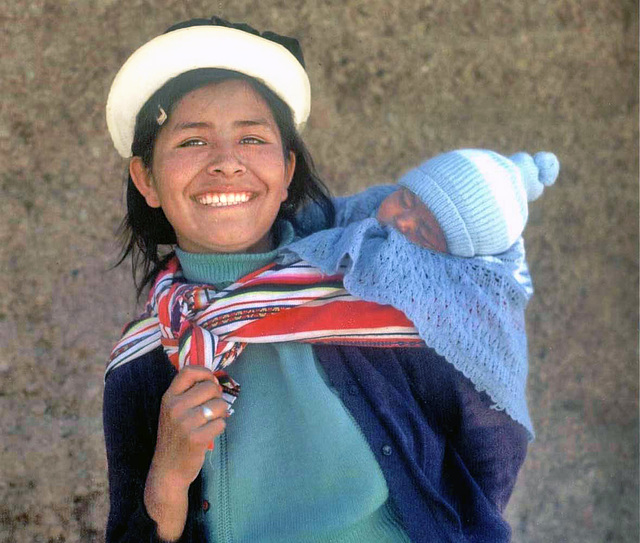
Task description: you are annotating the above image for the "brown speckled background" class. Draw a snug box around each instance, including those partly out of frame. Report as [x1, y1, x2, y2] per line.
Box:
[1, 1, 638, 541]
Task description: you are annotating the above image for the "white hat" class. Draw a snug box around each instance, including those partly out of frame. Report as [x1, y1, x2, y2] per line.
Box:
[106, 25, 311, 157]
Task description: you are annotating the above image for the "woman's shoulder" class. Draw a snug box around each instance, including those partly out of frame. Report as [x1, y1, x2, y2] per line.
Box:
[294, 185, 396, 233]
[104, 347, 176, 402]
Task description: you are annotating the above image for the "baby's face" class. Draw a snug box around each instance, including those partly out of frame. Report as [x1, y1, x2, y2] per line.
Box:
[377, 188, 448, 252]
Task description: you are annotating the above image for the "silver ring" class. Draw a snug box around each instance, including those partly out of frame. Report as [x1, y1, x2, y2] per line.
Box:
[201, 405, 215, 421]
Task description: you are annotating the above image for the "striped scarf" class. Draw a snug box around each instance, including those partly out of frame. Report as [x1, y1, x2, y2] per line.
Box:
[107, 256, 423, 411]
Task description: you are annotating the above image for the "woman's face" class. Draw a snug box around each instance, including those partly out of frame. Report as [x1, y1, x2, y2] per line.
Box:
[130, 79, 295, 254]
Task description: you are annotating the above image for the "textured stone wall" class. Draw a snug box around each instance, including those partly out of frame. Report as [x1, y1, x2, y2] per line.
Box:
[1, 1, 637, 541]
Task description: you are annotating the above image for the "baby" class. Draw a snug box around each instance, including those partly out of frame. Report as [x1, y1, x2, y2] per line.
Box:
[283, 148, 560, 440]
[378, 149, 560, 256]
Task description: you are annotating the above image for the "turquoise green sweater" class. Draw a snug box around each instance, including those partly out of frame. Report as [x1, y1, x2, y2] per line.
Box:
[175, 232, 410, 543]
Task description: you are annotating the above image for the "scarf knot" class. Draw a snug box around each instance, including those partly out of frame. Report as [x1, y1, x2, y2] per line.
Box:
[107, 256, 422, 413]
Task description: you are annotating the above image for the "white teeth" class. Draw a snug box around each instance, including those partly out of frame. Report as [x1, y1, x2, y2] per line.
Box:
[196, 192, 251, 207]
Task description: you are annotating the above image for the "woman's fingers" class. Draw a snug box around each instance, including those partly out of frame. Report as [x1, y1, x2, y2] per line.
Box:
[157, 394, 227, 441]
[171, 399, 228, 450]
[150, 368, 230, 492]
[161, 369, 227, 435]
[191, 416, 227, 446]
[162, 367, 223, 416]
[168, 365, 220, 395]
[184, 378, 223, 403]
[189, 398, 229, 427]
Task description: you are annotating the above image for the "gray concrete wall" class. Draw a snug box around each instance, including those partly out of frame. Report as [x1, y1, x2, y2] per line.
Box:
[1, 1, 637, 541]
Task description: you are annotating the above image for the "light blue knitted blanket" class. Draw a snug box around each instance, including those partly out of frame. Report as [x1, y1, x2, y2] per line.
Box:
[281, 186, 535, 439]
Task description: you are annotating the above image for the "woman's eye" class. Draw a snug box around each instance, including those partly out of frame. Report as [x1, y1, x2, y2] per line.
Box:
[240, 136, 264, 144]
[179, 139, 206, 147]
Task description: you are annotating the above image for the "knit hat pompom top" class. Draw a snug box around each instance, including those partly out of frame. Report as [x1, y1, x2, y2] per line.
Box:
[509, 152, 560, 202]
[398, 149, 559, 257]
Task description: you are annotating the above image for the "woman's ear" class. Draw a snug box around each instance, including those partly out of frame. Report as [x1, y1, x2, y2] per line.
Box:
[129, 157, 161, 208]
[285, 151, 296, 188]
[279, 151, 296, 205]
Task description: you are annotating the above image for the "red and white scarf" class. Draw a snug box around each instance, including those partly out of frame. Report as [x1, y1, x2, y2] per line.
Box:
[107, 256, 423, 410]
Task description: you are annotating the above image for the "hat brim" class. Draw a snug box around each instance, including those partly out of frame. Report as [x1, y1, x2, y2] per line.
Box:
[106, 26, 310, 158]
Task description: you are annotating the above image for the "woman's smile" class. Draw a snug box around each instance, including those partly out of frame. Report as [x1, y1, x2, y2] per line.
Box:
[192, 191, 254, 207]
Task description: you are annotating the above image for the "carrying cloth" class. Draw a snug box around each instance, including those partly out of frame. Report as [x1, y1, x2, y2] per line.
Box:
[282, 216, 534, 439]
[106, 256, 423, 410]
[107, 214, 535, 439]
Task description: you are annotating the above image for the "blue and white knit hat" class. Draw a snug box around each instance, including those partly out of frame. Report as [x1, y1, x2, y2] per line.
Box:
[398, 149, 559, 256]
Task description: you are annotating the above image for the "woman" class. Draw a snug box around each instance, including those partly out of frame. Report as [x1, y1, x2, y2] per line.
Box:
[104, 16, 557, 543]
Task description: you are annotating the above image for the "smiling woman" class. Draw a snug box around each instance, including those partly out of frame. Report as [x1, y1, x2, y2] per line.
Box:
[116, 63, 334, 296]
[103, 16, 558, 543]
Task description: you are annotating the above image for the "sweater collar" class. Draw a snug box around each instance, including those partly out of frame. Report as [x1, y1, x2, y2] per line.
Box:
[175, 221, 294, 286]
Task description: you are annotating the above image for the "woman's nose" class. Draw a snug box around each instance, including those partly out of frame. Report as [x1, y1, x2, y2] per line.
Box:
[206, 147, 246, 176]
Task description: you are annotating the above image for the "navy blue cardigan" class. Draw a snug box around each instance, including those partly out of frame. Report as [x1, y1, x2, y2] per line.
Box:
[103, 345, 528, 542]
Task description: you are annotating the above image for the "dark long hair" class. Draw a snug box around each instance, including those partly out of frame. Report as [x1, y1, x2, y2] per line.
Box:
[116, 44, 334, 299]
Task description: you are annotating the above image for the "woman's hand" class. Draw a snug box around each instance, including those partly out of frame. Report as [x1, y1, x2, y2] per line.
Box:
[144, 366, 228, 541]
[377, 188, 448, 253]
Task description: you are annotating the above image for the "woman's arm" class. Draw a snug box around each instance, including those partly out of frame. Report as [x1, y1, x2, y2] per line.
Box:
[143, 366, 227, 541]
[450, 372, 529, 512]
[407, 350, 529, 512]
[103, 355, 173, 542]
[103, 351, 224, 542]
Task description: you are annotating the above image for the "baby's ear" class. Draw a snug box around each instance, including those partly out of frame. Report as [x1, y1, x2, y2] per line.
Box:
[509, 152, 560, 202]
[129, 157, 161, 208]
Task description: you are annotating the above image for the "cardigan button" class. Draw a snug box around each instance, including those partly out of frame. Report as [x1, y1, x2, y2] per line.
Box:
[347, 384, 359, 396]
[202, 500, 210, 512]
[381, 445, 393, 456]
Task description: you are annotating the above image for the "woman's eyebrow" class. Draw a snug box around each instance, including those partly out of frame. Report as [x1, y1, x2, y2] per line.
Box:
[173, 118, 273, 131]
[234, 118, 273, 128]
[173, 121, 211, 131]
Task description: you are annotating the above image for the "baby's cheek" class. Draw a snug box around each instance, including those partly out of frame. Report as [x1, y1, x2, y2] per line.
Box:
[377, 191, 403, 224]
